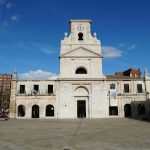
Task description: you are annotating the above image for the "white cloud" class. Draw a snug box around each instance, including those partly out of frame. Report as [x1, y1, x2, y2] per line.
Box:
[102, 46, 123, 58]
[0, 0, 6, 5]
[6, 2, 12, 9]
[11, 15, 20, 22]
[18, 70, 58, 80]
[118, 43, 136, 50]
[118, 43, 126, 47]
[41, 48, 54, 55]
[127, 44, 136, 50]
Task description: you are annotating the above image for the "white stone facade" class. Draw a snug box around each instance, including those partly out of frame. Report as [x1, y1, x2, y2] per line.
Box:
[9, 20, 150, 119]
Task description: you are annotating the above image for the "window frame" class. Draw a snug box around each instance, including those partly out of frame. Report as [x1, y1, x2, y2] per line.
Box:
[20, 85, 25, 94]
[110, 84, 115, 89]
[124, 84, 129, 93]
[137, 84, 143, 93]
[48, 85, 53, 94]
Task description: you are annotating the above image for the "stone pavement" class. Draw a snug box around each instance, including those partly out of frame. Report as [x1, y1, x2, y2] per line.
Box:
[0, 118, 150, 150]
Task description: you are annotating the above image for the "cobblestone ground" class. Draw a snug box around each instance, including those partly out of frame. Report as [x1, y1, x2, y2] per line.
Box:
[0, 118, 150, 150]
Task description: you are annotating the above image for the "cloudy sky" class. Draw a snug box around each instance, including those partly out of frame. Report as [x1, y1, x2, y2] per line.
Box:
[0, 0, 150, 79]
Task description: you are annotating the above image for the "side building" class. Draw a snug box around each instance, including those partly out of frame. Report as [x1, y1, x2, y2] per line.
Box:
[106, 68, 148, 118]
[9, 19, 150, 119]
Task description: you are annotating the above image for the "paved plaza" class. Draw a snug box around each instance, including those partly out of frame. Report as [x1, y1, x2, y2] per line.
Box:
[0, 118, 150, 150]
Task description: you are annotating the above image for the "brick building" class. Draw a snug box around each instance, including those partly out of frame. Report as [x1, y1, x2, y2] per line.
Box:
[0, 74, 12, 111]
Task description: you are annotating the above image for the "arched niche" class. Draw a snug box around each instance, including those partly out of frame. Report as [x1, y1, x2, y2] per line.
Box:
[74, 86, 89, 96]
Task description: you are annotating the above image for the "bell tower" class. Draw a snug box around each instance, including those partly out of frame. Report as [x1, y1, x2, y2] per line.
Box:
[69, 20, 92, 42]
[59, 20, 105, 79]
[58, 20, 108, 118]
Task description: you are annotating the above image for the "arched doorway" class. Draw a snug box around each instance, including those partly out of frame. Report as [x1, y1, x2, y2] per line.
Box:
[138, 104, 145, 115]
[46, 105, 54, 117]
[32, 105, 39, 118]
[124, 104, 131, 117]
[18, 105, 25, 117]
[74, 86, 89, 118]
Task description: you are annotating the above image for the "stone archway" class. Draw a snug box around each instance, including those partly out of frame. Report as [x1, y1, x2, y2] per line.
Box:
[46, 105, 54, 117]
[32, 105, 39, 118]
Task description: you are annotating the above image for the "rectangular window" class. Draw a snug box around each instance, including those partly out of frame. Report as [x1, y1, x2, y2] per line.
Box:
[20, 85, 25, 94]
[124, 84, 129, 93]
[110, 84, 115, 89]
[48, 85, 53, 94]
[137, 84, 142, 93]
[34, 85, 39, 92]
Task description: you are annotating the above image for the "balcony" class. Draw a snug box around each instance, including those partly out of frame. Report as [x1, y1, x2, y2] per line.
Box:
[117, 89, 146, 96]
[136, 89, 145, 94]
[123, 89, 132, 94]
[17, 90, 55, 96]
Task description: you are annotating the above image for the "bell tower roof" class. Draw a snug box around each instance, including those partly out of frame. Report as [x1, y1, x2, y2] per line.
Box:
[69, 19, 92, 23]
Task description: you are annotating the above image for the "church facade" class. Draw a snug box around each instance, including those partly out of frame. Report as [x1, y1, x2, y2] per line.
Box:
[9, 20, 150, 119]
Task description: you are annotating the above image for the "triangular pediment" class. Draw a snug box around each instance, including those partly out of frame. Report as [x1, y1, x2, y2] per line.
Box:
[60, 46, 101, 58]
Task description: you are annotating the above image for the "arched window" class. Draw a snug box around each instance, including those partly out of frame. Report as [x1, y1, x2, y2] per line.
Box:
[46, 105, 54, 117]
[78, 32, 83, 40]
[76, 67, 87, 74]
[18, 105, 25, 117]
[138, 104, 145, 115]
[32, 105, 39, 118]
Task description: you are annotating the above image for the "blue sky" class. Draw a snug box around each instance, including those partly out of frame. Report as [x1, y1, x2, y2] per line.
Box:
[0, 0, 150, 79]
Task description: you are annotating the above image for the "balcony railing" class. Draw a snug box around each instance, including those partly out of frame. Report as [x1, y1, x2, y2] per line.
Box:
[17, 90, 55, 96]
[136, 89, 145, 94]
[123, 89, 132, 94]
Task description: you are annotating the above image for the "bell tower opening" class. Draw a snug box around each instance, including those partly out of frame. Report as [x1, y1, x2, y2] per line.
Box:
[78, 32, 83, 40]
